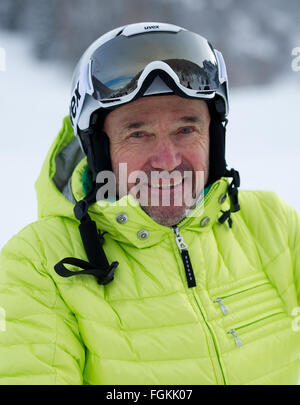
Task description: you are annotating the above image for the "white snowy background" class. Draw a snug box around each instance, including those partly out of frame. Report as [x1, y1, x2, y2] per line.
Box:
[0, 30, 299, 249]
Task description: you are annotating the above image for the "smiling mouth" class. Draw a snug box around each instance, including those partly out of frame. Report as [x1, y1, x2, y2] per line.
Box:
[148, 178, 184, 189]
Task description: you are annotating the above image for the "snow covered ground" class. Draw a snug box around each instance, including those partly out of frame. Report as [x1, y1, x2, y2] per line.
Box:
[0, 30, 299, 249]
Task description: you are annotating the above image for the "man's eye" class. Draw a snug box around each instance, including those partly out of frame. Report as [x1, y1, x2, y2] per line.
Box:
[130, 132, 144, 138]
[179, 127, 194, 134]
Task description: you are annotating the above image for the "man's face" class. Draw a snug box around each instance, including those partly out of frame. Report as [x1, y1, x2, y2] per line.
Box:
[103, 95, 210, 226]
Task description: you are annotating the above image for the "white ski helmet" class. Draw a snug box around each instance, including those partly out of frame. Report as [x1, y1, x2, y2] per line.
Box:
[69, 22, 229, 183]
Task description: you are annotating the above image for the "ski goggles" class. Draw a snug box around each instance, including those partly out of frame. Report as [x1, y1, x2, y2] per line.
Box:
[89, 30, 227, 102]
[71, 29, 228, 134]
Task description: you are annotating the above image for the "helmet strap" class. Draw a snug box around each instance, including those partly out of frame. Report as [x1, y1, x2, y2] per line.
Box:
[206, 101, 227, 185]
[54, 189, 118, 285]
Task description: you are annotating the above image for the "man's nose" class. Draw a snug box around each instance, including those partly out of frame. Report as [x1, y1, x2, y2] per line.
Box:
[150, 137, 182, 171]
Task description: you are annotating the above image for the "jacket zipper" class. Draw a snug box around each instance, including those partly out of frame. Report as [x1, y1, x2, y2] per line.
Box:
[213, 281, 270, 315]
[227, 329, 243, 347]
[214, 298, 229, 315]
[227, 311, 285, 347]
[172, 226, 196, 288]
[172, 226, 226, 384]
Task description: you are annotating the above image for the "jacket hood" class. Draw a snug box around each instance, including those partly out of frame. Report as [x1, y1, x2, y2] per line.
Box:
[35, 116, 85, 220]
[35, 115, 232, 244]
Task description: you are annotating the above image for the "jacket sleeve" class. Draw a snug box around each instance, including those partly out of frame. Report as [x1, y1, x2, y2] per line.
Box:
[0, 225, 85, 385]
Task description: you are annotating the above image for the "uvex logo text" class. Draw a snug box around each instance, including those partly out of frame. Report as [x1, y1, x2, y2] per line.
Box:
[144, 25, 159, 30]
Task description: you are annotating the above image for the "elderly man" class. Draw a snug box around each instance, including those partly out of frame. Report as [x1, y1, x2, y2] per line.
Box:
[0, 22, 299, 385]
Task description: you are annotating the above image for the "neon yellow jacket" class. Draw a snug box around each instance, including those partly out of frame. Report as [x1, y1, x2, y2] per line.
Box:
[0, 116, 299, 385]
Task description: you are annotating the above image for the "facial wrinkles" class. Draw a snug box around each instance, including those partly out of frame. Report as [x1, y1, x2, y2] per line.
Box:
[104, 96, 210, 225]
[111, 123, 208, 173]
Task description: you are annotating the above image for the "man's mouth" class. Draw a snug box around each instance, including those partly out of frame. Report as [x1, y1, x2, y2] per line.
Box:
[148, 178, 184, 189]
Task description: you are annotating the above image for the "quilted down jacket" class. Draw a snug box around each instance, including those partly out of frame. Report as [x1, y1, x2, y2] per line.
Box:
[0, 116, 299, 385]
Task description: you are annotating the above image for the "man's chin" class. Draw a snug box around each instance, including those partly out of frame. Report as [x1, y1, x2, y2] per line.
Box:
[140, 204, 189, 227]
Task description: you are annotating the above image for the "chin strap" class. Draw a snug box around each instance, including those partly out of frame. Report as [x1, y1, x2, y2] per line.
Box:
[54, 190, 119, 285]
[218, 168, 240, 228]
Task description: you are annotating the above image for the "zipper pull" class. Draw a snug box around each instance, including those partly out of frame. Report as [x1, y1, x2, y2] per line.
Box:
[214, 298, 229, 315]
[173, 226, 196, 288]
[228, 329, 243, 347]
[173, 226, 188, 251]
